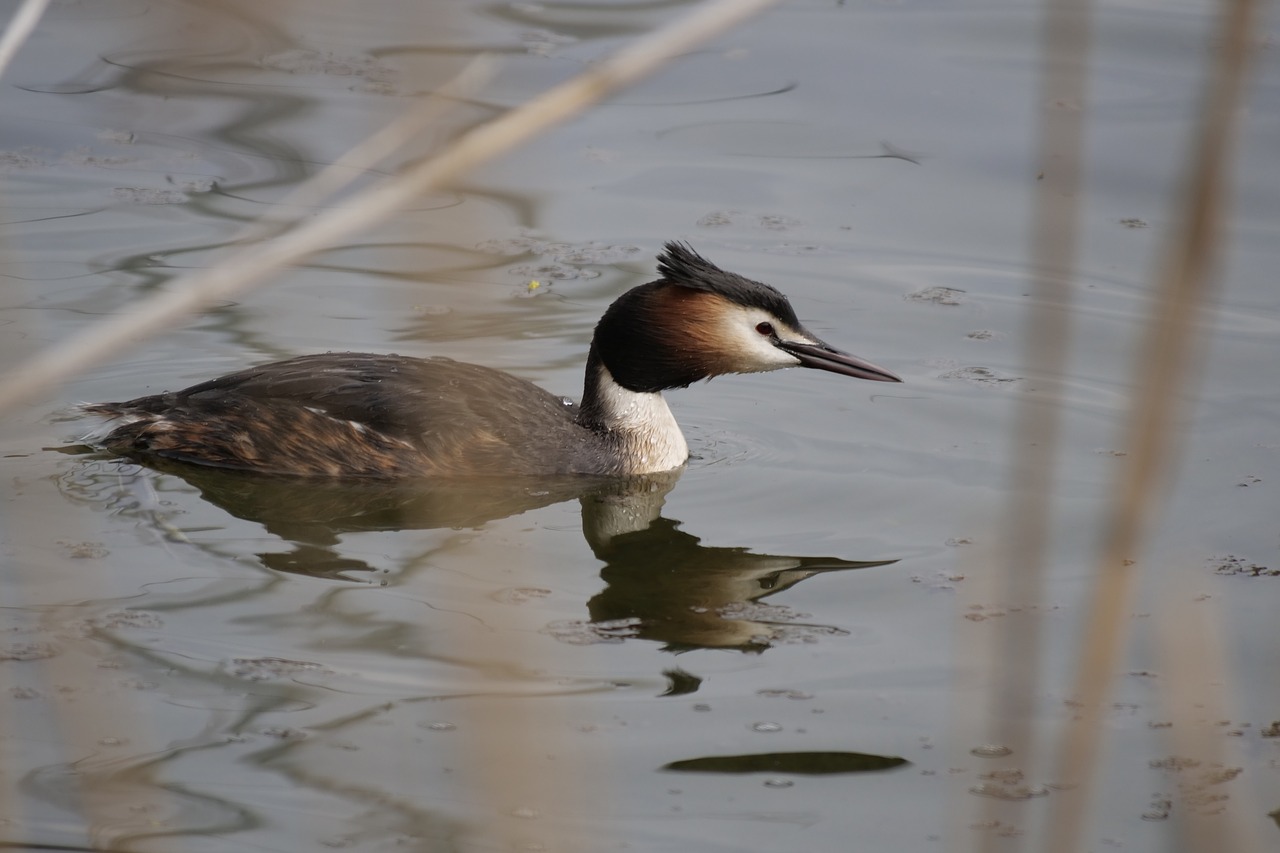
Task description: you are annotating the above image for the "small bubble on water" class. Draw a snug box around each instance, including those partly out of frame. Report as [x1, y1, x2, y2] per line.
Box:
[763, 778, 794, 788]
[418, 721, 457, 732]
[971, 744, 1013, 758]
[750, 721, 783, 733]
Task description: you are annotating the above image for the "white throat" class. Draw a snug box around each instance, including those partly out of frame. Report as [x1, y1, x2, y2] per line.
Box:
[590, 366, 689, 474]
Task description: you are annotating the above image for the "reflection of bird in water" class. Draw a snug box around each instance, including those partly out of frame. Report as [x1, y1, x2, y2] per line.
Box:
[61, 457, 895, 651]
[581, 495, 896, 653]
[83, 243, 899, 478]
[93, 460, 681, 581]
[181, 463, 895, 650]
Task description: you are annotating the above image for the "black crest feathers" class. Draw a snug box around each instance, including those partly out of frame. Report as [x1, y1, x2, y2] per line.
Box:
[656, 242, 799, 326]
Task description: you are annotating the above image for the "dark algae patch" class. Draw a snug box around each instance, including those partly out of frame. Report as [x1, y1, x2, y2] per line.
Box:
[663, 751, 909, 775]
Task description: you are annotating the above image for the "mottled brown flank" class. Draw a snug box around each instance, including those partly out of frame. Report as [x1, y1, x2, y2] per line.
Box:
[86, 353, 635, 477]
[88, 400, 433, 477]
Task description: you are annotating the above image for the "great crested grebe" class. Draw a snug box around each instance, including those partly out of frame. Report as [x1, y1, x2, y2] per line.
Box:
[85, 242, 901, 478]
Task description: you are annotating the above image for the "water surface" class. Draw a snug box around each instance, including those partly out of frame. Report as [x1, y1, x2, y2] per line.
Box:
[2, 1, 1277, 850]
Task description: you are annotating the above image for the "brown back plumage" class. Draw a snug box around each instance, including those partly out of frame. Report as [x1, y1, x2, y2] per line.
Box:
[88, 353, 618, 477]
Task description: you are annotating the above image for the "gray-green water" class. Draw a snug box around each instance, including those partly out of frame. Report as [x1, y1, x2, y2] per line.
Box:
[1, 1, 1277, 850]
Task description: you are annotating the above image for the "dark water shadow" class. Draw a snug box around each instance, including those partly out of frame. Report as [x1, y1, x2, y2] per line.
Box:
[663, 750, 910, 775]
[107, 458, 662, 579]
[581, 498, 896, 652]
[60, 448, 899, 653]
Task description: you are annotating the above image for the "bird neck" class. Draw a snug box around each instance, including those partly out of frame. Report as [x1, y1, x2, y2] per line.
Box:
[577, 347, 689, 474]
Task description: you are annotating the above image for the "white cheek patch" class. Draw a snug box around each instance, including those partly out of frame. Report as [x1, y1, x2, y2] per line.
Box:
[715, 305, 808, 373]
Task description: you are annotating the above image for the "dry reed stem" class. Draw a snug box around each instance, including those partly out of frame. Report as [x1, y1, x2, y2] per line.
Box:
[1043, 0, 1259, 849]
[0, 0, 51, 833]
[0, 0, 780, 415]
[0, 33, 475, 847]
[239, 58, 497, 237]
[0, 0, 49, 80]
[981, 0, 1094, 793]
[0, 1, 781, 846]
[1156, 580, 1266, 852]
[963, 2, 1093, 845]
[0, 59, 489, 412]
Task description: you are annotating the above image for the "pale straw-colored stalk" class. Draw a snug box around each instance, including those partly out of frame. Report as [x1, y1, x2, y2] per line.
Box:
[0, 0, 780, 415]
[958, 3, 1092, 845]
[975, 0, 1093, 816]
[1155, 579, 1266, 852]
[1043, 0, 1259, 849]
[238, 57, 498, 238]
[0, 2, 782, 847]
[0, 0, 51, 836]
[0, 0, 49, 80]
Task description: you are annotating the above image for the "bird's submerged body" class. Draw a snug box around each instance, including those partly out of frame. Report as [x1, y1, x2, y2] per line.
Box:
[86, 353, 684, 477]
[85, 243, 901, 478]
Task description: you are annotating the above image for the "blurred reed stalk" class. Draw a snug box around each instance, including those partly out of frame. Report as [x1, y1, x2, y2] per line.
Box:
[1156, 578, 1267, 852]
[0, 0, 49, 80]
[0, 0, 59, 841]
[2, 1, 782, 848]
[1042, 0, 1259, 850]
[0, 0, 781, 416]
[959, 0, 1092, 845]
[978, 0, 1094, 814]
[1, 3, 192, 849]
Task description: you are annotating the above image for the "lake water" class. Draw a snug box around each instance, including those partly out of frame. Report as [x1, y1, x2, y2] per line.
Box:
[1, 0, 1277, 850]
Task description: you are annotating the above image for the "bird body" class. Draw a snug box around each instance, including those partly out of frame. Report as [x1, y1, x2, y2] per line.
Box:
[85, 243, 900, 478]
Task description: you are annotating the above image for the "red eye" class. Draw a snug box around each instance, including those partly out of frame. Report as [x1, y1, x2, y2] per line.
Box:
[755, 322, 775, 336]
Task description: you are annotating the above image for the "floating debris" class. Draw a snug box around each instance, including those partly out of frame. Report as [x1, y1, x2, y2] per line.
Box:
[939, 366, 1021, 386]
[476, 237, 640, 266]
[969, 781, 1049, 801]
[663, 750, 909, 775]
[542, 617, 641, 645]
[521, 28, 578, 56]
[417, 721, 457, 732]
[58, 540, 108, 559]
[1210, 555, 1277, 577]
[697, 210, 802, 231]
[111, 187, 187, 205]
[508, 263, 600, 281]
[750, 721, 784, 733]
[258, 49, 397, 88]
[906, 286, 966, 306]
[490, 587, 551, 605]
[0, 642, 59, 662]
[224, 657, 332, 681]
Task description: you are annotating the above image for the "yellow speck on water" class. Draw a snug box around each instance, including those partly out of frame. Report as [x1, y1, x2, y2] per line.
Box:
[527, 280, 541, 292]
